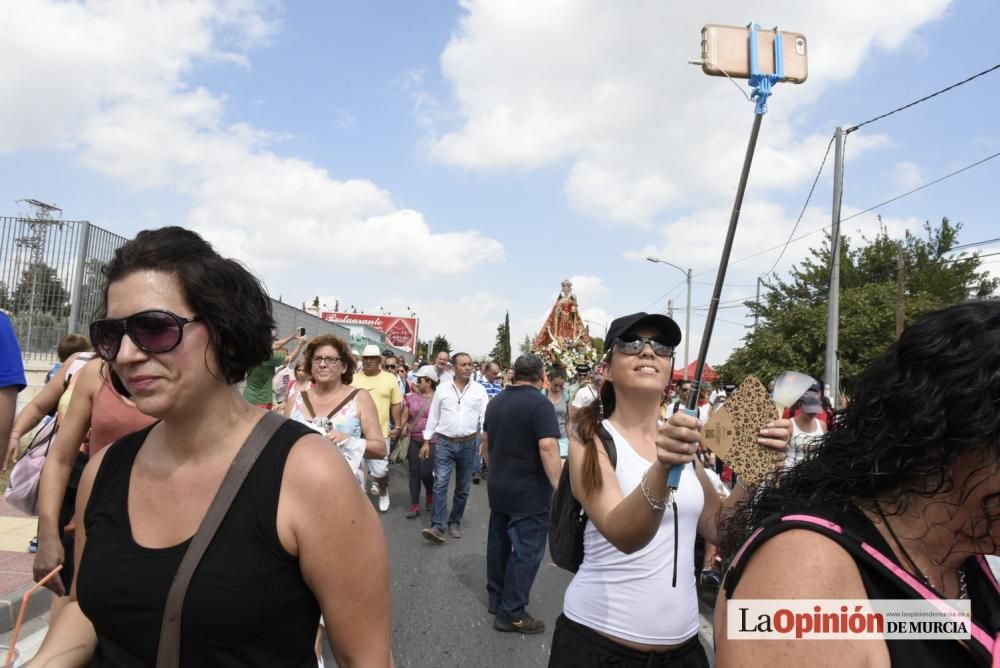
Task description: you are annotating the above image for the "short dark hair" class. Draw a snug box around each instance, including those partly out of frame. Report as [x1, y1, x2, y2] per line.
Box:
[513, 353, 545, 383]
[101, 226, 272, 384]
[302, 334, 355, 384]
[57, 334, 91, 361]
[548, 366, 568, 382]
[452, 352, 471, 365]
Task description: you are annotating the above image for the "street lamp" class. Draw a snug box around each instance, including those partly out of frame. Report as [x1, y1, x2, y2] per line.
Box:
[647, 256, 692, 380]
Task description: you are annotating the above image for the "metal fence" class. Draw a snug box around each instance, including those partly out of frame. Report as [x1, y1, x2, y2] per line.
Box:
[0, 216, 126, 359]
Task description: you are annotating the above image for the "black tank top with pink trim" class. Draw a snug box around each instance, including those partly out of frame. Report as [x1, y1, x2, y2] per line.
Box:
[723, 504, 1000, 667]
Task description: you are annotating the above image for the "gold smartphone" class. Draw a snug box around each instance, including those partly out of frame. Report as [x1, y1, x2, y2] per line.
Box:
[701, 24, 808, 84]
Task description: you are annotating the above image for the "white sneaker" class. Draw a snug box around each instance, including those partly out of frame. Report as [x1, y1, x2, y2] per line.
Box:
[378, 491, 390, 513]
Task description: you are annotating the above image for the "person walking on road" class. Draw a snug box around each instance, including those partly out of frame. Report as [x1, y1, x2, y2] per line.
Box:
[352, 344, 402, 513]
[473, 361, 503, 484]
[31, 226, 390, 666]
[549, 312, 790, 668]
[433, 350, 455, 384]
[420, 352, 488, 543]
[481, 353, 562, 634]
[401, 365, 438, 518]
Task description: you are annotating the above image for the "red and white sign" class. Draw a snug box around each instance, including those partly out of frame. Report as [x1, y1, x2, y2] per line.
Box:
[321, 312, 419, 354]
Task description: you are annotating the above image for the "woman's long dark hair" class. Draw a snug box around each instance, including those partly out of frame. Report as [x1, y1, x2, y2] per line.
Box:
[721, 300, 1000, 562]
[576, 351, 617, 496]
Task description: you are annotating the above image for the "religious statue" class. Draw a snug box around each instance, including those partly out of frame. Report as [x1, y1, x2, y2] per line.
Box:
[532, 279, 592, 351]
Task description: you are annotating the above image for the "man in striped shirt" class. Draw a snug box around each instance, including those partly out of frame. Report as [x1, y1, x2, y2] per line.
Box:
[478, 361, 503, 399]
[474, 361, 503, 483]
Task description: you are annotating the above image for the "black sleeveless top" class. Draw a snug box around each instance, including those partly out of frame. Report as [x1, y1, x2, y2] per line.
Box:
[723, 504, 1000, 667]
[77, 420, 321, 667]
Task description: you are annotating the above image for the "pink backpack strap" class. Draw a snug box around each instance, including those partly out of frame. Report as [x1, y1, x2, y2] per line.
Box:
[723, 513, 997, 662]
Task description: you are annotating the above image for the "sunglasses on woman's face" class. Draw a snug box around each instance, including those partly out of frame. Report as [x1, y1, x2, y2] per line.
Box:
[613, 335, 674, 358]
[90, 310, 202, 361]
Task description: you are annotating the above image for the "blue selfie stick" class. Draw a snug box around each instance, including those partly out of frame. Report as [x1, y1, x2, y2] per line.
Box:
[665, 22, 784, 493]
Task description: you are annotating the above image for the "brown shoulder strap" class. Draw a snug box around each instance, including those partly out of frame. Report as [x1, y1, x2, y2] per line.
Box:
[300, 390, 316, 417]
[326, 388, 360, 418]
[155, 411, 287, 668]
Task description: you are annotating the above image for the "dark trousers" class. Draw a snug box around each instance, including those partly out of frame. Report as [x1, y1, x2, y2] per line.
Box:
[548, 614, 709, 668]
[407, 440, 434, 505]
[486, 509, 548, 620]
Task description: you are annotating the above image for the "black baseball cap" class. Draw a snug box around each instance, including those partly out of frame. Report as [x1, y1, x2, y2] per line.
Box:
[605, 312, 683, 350]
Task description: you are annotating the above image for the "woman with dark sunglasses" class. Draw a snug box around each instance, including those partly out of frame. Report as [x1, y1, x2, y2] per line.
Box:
[548, 312, 790, 668]
[31, 227, 391, 667]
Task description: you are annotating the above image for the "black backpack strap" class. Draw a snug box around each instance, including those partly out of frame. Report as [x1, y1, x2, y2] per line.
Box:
[596, 423, 617, 469]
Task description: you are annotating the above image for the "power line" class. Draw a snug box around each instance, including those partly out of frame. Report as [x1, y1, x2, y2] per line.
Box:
[641, 276, 688, 312]
[692, 149, 1000, 277]
[762, 133, 836, 277]
[838, 150, 1000, 225]
[947, 237, 1000, 253]
[846, 63, 1000, 134]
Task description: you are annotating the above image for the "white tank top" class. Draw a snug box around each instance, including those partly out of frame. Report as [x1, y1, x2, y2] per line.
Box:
[563, 420, 705, 645]
[785, 418, 824, 468]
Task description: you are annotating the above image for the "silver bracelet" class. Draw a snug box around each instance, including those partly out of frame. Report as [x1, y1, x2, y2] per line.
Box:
[640, 468, 670, 511]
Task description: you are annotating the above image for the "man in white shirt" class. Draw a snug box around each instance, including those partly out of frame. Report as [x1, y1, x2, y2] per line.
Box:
[433, 350, 455, 384]
[419, 352, 489, 543]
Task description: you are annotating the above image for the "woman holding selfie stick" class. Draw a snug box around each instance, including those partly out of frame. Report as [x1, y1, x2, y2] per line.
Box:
[30, 227, 390, 667]
[548, 312, 790, 668]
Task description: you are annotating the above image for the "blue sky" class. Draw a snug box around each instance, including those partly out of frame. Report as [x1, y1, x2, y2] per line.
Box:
[2, 0, 998, 364]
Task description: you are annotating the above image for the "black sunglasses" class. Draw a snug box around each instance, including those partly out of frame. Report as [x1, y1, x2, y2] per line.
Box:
[90, 310, 202, 361]
[614, 335, 674, 358]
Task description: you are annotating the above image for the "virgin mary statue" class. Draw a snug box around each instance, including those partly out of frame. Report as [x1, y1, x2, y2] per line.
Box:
[532, 280, 592, 350]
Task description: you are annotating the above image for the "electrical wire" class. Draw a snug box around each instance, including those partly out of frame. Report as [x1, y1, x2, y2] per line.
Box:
[692, 149, 1000, 277]
[838, 150, 1000, 226]
[846, 63, 1000, 134]
[641, 276, 689, 312]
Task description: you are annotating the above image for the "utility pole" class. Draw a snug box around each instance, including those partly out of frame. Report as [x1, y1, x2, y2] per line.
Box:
[896, 243, 905, 338]
[684, 268, 691, 381]
[647, 258, 692, 380]
[824, 128, 844, 404]
[667, 299, 674, 319]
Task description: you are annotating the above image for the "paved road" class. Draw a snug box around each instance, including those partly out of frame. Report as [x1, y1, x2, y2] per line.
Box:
[2, 462, 716, 667]
[379, 462, 715, 668]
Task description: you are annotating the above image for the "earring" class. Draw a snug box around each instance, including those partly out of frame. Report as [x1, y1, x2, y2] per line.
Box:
[597, 396, 605, 419]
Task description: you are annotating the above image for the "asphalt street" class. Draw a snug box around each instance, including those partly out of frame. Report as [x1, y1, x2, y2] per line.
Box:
[379, 462, 715, 668]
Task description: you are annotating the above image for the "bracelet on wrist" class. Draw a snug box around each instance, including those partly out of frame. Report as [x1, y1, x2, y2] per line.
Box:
[640, 468, 670, 512]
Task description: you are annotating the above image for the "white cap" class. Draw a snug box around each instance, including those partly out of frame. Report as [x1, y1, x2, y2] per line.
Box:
[361, 344, 381, 357]
[414, 365, 439, 382]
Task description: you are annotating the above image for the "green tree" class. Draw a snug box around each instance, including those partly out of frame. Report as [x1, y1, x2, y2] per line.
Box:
[719, 218, 999, 393]
[591, 337, 605, 356]
[518, 333, 533, 355]
[415, 339, 429, 360]
[11, 262, 70, 315]
[431, 335, 451, 356]
[490, 311, 512, 368]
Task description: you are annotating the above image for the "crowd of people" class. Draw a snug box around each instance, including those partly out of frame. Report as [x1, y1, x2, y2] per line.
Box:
[0, 226, 998, 667]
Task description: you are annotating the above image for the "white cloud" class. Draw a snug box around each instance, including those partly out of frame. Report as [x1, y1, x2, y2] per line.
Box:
[891, 160, 924, 190]
[2, 0, 503, 280]
[429, 1, 950, 225]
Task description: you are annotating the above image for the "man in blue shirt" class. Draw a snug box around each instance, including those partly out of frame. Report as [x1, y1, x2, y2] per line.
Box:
[480, 354, 561, 635]
[473, 361, 504, 484]
[0, 313, 27, 464]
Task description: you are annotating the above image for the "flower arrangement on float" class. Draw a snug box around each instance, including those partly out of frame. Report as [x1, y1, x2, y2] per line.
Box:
[534, 338, 600, 372]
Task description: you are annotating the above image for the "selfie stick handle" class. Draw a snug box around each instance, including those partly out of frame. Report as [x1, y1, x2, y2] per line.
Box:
[670, 23, 783, 492]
